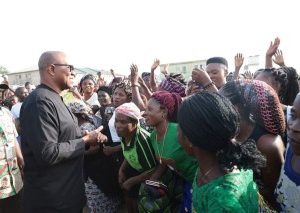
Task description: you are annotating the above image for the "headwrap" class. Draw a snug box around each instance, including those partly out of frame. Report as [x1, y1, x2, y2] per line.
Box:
[67, 101, 93, 116]
[97, 86, 112, 96]
[223, 79, 286, 135]
[115, 102, 142, 121]
[151, 91, 182, 122]
[206, 57, 228, 67]
[113, 79, 132, 100]
[159, 76, 186, 97]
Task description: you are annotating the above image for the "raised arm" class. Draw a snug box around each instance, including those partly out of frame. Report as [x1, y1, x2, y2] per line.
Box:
[150, 59, 160, 92]
[192, 68, 218, 92]
[138, 76, 152, 100]
[233, 53, 244, 80]
[130, 64, 147, 111]
[273, 49, 286, 67]
[265, 37, 280, 68]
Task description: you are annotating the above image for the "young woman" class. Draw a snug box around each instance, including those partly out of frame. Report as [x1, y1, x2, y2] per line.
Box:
[219, 79, 286, 210]
[254, 67, 299, 106]
[96, 86, 113, 122]
[178, 91, 266, 212]
[275, 93, 300, 211]
[140, 91, 197, 212]
[115, 102, 157, 213]
[80, 74, 100, 107]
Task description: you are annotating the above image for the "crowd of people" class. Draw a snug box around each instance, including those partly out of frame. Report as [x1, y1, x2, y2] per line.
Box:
[0, 37, 300, 213]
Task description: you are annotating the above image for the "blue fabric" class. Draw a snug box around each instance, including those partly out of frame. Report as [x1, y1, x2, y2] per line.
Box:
[285, 145, 300, 186]
[180, 182, 192, 213]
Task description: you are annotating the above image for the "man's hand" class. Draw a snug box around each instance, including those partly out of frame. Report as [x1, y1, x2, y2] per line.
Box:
[151, 59, 160, 72]
[243, 70, 254, 80]
[266, 37, 280, 57]
[130, 64, 139, 85]
[273, 49, 285, 67]
[82, 126, 107, 145]
[234, 53, 244, 69]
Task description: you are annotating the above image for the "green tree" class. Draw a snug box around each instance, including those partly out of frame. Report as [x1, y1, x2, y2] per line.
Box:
[0, 66, 9, 75]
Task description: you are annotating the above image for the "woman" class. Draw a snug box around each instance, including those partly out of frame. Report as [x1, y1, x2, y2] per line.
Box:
[67, 101, 119, 213]
[140, 91, 197, 212]
[219, 79, 286, 210]
[178, 91, 266, 212]
[96, 86, 113, 121]
[80, 74, 100, 107]
[254, 67, 299, 106]
[115, 102, 157, 213]
[275, 93, 300, 211]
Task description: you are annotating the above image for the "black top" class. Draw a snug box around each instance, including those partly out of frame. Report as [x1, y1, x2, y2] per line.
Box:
[248, 124, 269, 143]
[20, 84, 86, 212]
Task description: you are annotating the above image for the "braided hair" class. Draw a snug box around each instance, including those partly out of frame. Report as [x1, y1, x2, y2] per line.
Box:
[255, 67, 299, 105]
[219, 79, 286, 135]
[178, 91, 265, 173]
[151, 91, 182, 122]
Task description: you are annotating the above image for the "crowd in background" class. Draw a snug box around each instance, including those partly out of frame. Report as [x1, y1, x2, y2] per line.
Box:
[1, 37, 300, 213]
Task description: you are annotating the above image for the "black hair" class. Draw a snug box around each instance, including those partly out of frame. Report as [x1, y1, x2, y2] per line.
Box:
[79, 74, 96, 93]
[25, 82, 31, 87]
[178, 91, 266, 173]
[97, 86, 112, 96]
[255, 67, 299, 105]
[15, 87, 26, 98]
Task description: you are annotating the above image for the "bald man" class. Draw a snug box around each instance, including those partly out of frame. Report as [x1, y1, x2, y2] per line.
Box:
[20, 51, 107, 213]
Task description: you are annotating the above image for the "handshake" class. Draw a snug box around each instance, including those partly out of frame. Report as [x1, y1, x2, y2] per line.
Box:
[82, 126, 108, 146]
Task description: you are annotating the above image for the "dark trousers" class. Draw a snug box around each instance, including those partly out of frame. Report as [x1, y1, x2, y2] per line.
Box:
[0, 191, 22, 213]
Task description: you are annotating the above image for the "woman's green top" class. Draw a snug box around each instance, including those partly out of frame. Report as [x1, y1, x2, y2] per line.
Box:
[150, 122, 197, 182]
[192, 169, 258, 213]
[121, 126, 157, 172]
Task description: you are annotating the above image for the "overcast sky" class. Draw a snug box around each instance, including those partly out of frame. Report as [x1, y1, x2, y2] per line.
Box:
[0, 0, 299, 74]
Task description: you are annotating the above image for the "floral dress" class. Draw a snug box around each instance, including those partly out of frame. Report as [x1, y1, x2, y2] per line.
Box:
[81, 122, 120, 213]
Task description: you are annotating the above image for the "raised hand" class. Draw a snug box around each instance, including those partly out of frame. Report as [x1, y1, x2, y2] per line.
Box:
[151, 59, 160, 72]
[161, 64, 169, 76]
[273, 49, 285, 67]
[130, 64, 139, 85]
[234, 53, 244, 69]
[192, 68, 212, 86]
[266, 37, 280, 57]
[243, 70, 254, 80]
[110, 69, 115, 78]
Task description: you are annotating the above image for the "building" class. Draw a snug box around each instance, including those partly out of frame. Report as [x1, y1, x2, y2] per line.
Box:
[6, 67, 124, 87]
[243, 55, 261, 73]
[159, 59, 207, 80]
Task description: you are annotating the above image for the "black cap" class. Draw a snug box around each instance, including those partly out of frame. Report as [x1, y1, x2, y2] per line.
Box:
[206, 57, 228, 67]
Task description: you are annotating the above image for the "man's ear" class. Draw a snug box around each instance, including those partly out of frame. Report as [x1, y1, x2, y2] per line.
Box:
[48, 65, 55, 77]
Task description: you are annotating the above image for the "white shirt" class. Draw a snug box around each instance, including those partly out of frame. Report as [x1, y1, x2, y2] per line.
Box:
[85, 93, 100, 106]
[10, 102, 22, 119]
[108, 112, 121, 143]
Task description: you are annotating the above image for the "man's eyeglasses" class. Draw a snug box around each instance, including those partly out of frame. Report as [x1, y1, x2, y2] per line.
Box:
[52, 64, 74, 72]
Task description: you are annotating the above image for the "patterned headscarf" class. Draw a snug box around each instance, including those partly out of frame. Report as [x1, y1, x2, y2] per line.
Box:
[67, 101, 93, 116]
[159, 76, 186, 97]
[151, 91, 182, 122]
[113, 79, 132, 100]
[115, 102, 142, 121]
[220, 79, 285, 135]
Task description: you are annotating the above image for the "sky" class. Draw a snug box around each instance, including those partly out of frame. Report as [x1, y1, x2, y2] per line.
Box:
[0, 0, 299, 75]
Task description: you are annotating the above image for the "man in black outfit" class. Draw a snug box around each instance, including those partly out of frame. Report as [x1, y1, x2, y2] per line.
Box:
[20, 51, 107, 213]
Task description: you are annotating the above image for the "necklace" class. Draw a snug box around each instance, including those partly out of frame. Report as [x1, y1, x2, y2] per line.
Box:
[197, 166, 215, 184]
[155, 123, 169, 164]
